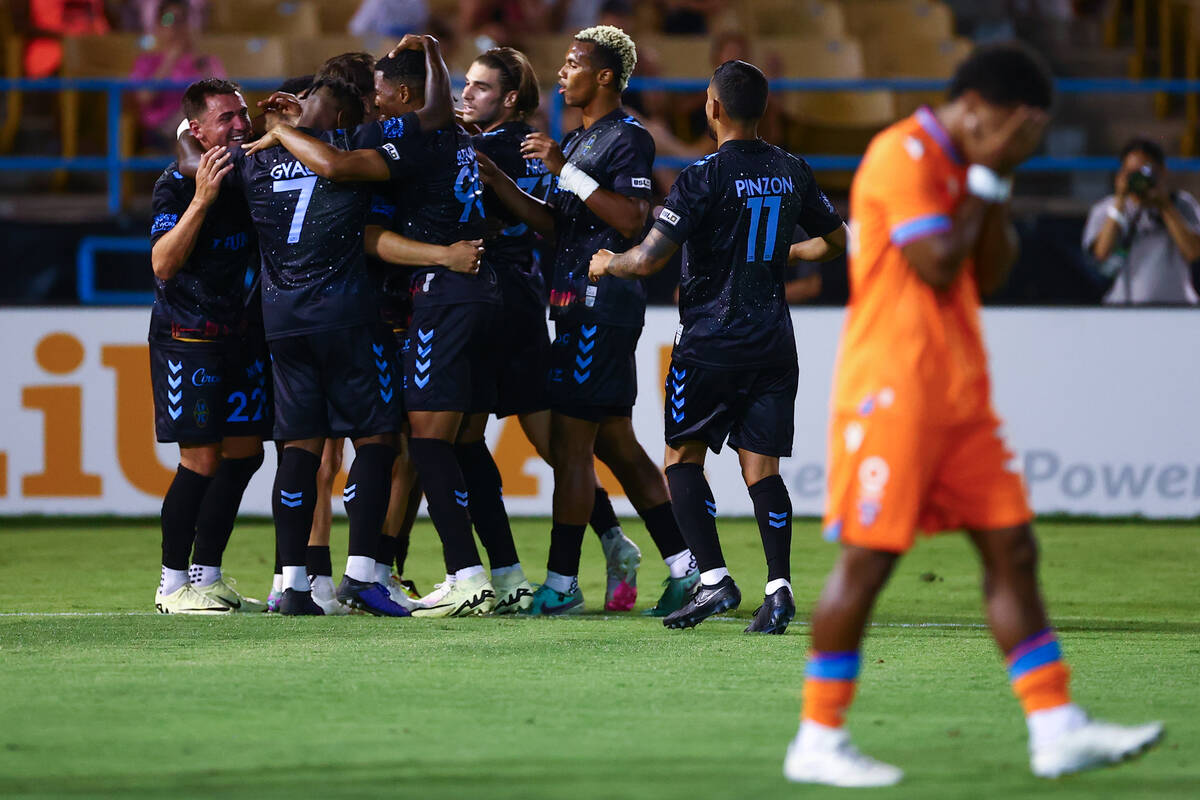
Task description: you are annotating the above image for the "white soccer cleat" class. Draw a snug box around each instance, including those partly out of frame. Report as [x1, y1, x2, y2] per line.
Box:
[310, 575, 350, 616]
[411, 572, 495, 617]
[154, 583, 231, 615]
[1031, 719, 1164, 778]
[783, 724, 903, 788]
[381, 575, 423, 612]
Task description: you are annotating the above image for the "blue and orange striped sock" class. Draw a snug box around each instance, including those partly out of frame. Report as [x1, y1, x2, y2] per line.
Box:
[801, 650, 860, 728]
[1007, 628, 1072, 714]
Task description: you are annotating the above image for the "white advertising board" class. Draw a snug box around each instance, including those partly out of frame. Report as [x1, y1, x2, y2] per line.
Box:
[1, 307, 1198, 518]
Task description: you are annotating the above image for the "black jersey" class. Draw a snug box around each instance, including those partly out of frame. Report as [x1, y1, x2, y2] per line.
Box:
[226, 127, 378, 340]
[652, 139, 842, 369]
[149, 163, 257, 348]
[547, 109, 655, 329]
[373, 112, 499, 307]
[472, 120, 551, 312]
[364, 193, 413, 331]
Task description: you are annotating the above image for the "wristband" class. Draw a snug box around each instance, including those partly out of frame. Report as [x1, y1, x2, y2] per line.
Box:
[558, 162, 599, 202]
[966, 164, 1013, 203]
[1106, 203, 1130, 231]
[176, 118, 191, 139]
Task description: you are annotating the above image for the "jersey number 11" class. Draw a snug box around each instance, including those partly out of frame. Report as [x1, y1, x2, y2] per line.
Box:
[745, 195, 782, 263]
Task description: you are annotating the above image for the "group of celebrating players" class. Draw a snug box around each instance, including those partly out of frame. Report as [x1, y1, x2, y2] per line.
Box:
[146, 23, 1163, 787]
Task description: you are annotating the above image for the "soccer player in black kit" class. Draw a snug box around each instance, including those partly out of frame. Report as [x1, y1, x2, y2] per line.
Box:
[479, 25, 697, 615]
[221, 77, 413, 616]
[461, 46, 649, 612]
[250, 36, 517, 617]
[590, 60, 848, 632]
[149, 79, 271, 614]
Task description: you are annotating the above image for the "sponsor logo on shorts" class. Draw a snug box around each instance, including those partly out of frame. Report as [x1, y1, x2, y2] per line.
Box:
[191, 368, 221, 387]
[659, 208, 680, 226]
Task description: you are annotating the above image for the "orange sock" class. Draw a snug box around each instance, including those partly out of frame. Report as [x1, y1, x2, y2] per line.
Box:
[1007, 629, 1072, 714]
[800, 651, 860, 727]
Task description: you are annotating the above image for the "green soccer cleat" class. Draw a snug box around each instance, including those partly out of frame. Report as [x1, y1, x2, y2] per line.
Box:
[523, 582, 584, 616]
[411, 572, 496, 618]
[492, 568, 535, 614]
[193, 576, 268, 613]
[154, 583, 231, 615]
[641, 571, 700, 617]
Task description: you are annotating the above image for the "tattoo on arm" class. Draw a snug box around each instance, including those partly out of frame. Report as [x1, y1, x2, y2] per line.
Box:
[608, 228, 679, 279]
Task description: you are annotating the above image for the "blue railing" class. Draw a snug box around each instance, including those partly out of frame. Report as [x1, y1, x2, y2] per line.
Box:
[6, 75, 1200, 214]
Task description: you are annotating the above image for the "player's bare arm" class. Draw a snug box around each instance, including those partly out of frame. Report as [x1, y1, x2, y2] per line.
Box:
[973, 204, 1021, 295]
[477, 150, 556, 237]
[521, 131, 650, 240]
[246, 124, 390, 182]
[364, 225, 483, 274]
[905, 106, 1047, 290]
[151, 146, 232, 280]
[788, 223, 849, 263]
[401, 35, 453, 133]
[590, 227, 679, 282]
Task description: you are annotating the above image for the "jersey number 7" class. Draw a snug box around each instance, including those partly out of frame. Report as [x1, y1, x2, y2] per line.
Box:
[745, 195, 782, 262]
[273, 176, 318, 244]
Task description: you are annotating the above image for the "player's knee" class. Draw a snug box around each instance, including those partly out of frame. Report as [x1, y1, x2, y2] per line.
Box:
[179, 445, 220, 477]
[998, 526, 1039, 575]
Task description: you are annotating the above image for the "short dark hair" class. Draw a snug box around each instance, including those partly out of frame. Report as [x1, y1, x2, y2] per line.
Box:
[181, 78, 242, 121]
[1120, 137, 1165, 165]
[307, 77, 365, 127]
[711, 59, 768, 122]
[375, 50, 425, 92]
[276, 74, 314, 96]
[318, 52, 376, 100]
[948, 42, 1053, 110]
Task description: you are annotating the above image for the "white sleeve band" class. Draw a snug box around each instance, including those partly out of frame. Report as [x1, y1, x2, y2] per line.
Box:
[176, 119, 191, 139]
[1106, 203, 1130, 231]
[558, 162, 599, 202]
[966, 164, 1014, 203]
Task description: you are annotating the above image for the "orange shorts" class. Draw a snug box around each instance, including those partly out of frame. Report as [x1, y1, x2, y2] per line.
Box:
[823, 411, 1033, 553]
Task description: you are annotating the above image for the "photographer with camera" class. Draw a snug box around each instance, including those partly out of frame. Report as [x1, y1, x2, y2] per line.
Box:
[1084, 138, 1200, 305]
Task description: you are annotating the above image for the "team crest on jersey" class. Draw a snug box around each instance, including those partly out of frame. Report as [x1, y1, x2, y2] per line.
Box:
[193, 398, 210, 428]
[659, 208, 680, 226]
[382, 116, 405, 139]
[581, 134, 597, 154]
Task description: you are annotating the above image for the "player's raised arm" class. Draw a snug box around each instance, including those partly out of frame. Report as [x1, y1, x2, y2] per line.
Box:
[414, 35, 453, 132]
[477, 150, 556, 237]
[521, 131, 649, 240]
[246, 123, 391, 183]
[364, 225, 484, 273]
[152, 146, 232, 279]
[590, 227, 678, 281]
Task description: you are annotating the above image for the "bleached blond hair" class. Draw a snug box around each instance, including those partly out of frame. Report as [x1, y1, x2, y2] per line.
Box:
[574, 24, 637, 91]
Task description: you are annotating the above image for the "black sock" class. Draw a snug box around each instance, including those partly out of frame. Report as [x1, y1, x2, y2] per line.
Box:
[376, 534, 397, 571]
[547, 522, 586, 577]
[455, 440, 519, 570]
[638, 501, 688, 560]
[395, 482, 420, 574]
[161, 465, 213, 570]
[749, 474, 792, 583]
[306, 545, 332, 577]
[274, 545, 282, 575]
[408, 437, 481, 573]
[664, 463, 725, 573]
[344, 443, 396, 558]
[272, 447, 321, 568]
[590, 486, 621, 535]
[192, 452, 263, 567]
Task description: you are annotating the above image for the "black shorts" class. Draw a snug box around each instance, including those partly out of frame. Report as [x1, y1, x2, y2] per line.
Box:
[404, 302, 498, 414]
[269, 324, 401, 441]
[150, 340, 273, 444]
[663, 359, 798, 457]
[494, 303, 552, 418]
[548, 320, 639, 422]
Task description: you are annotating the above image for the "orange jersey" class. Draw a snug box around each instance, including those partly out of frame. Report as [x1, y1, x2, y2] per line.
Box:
[834, 108, 992, 425]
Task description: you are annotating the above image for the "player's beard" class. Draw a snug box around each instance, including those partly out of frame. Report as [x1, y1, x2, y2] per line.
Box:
[706, 121, 717, 142]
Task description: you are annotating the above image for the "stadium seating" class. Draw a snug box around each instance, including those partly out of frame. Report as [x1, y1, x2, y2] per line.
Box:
[861, 35, 971, 114]
[739, 0, 847, 37]
[636, 35, 712, 77]
[209, 0, 321, 38]
[838, 0, 955, 41]
[283, 35, 375, 79]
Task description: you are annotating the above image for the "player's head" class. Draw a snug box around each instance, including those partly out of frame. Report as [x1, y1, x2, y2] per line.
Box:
[946, 42, 1053, 146]
[299, 77, 365, 131]
[374, 50, 426, 118]
[182, 78, 251, 149]
[462, 47, 539, 128]
[1117, 137, 1167, 191]
[560, 25, 636, 108]
[706, 59, 768, 139]
[318, 51, 379, 122]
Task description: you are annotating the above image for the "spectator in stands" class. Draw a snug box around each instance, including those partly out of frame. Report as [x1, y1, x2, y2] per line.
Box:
[459, 0, 549, 45]
[348, 0, 429, 39]
[124, 0, 208, 35]
[21, 0, 110, 77]
[656, 0, 729, 34]
[129, 0, 226, 151]
[1084, 138, 1200, 305]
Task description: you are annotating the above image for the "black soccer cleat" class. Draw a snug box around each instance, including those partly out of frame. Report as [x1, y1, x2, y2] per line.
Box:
[744, 587, 795, 635]
[335, 576, 412, 617]
[277, 588, 326, 616]
[663, 575, 740, 630]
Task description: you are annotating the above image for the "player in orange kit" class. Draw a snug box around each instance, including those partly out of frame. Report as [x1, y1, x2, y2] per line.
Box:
[782, 43, 1164, 788]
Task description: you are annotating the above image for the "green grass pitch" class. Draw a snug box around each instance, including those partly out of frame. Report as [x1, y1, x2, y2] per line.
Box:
[0, 517, 1196, 798]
